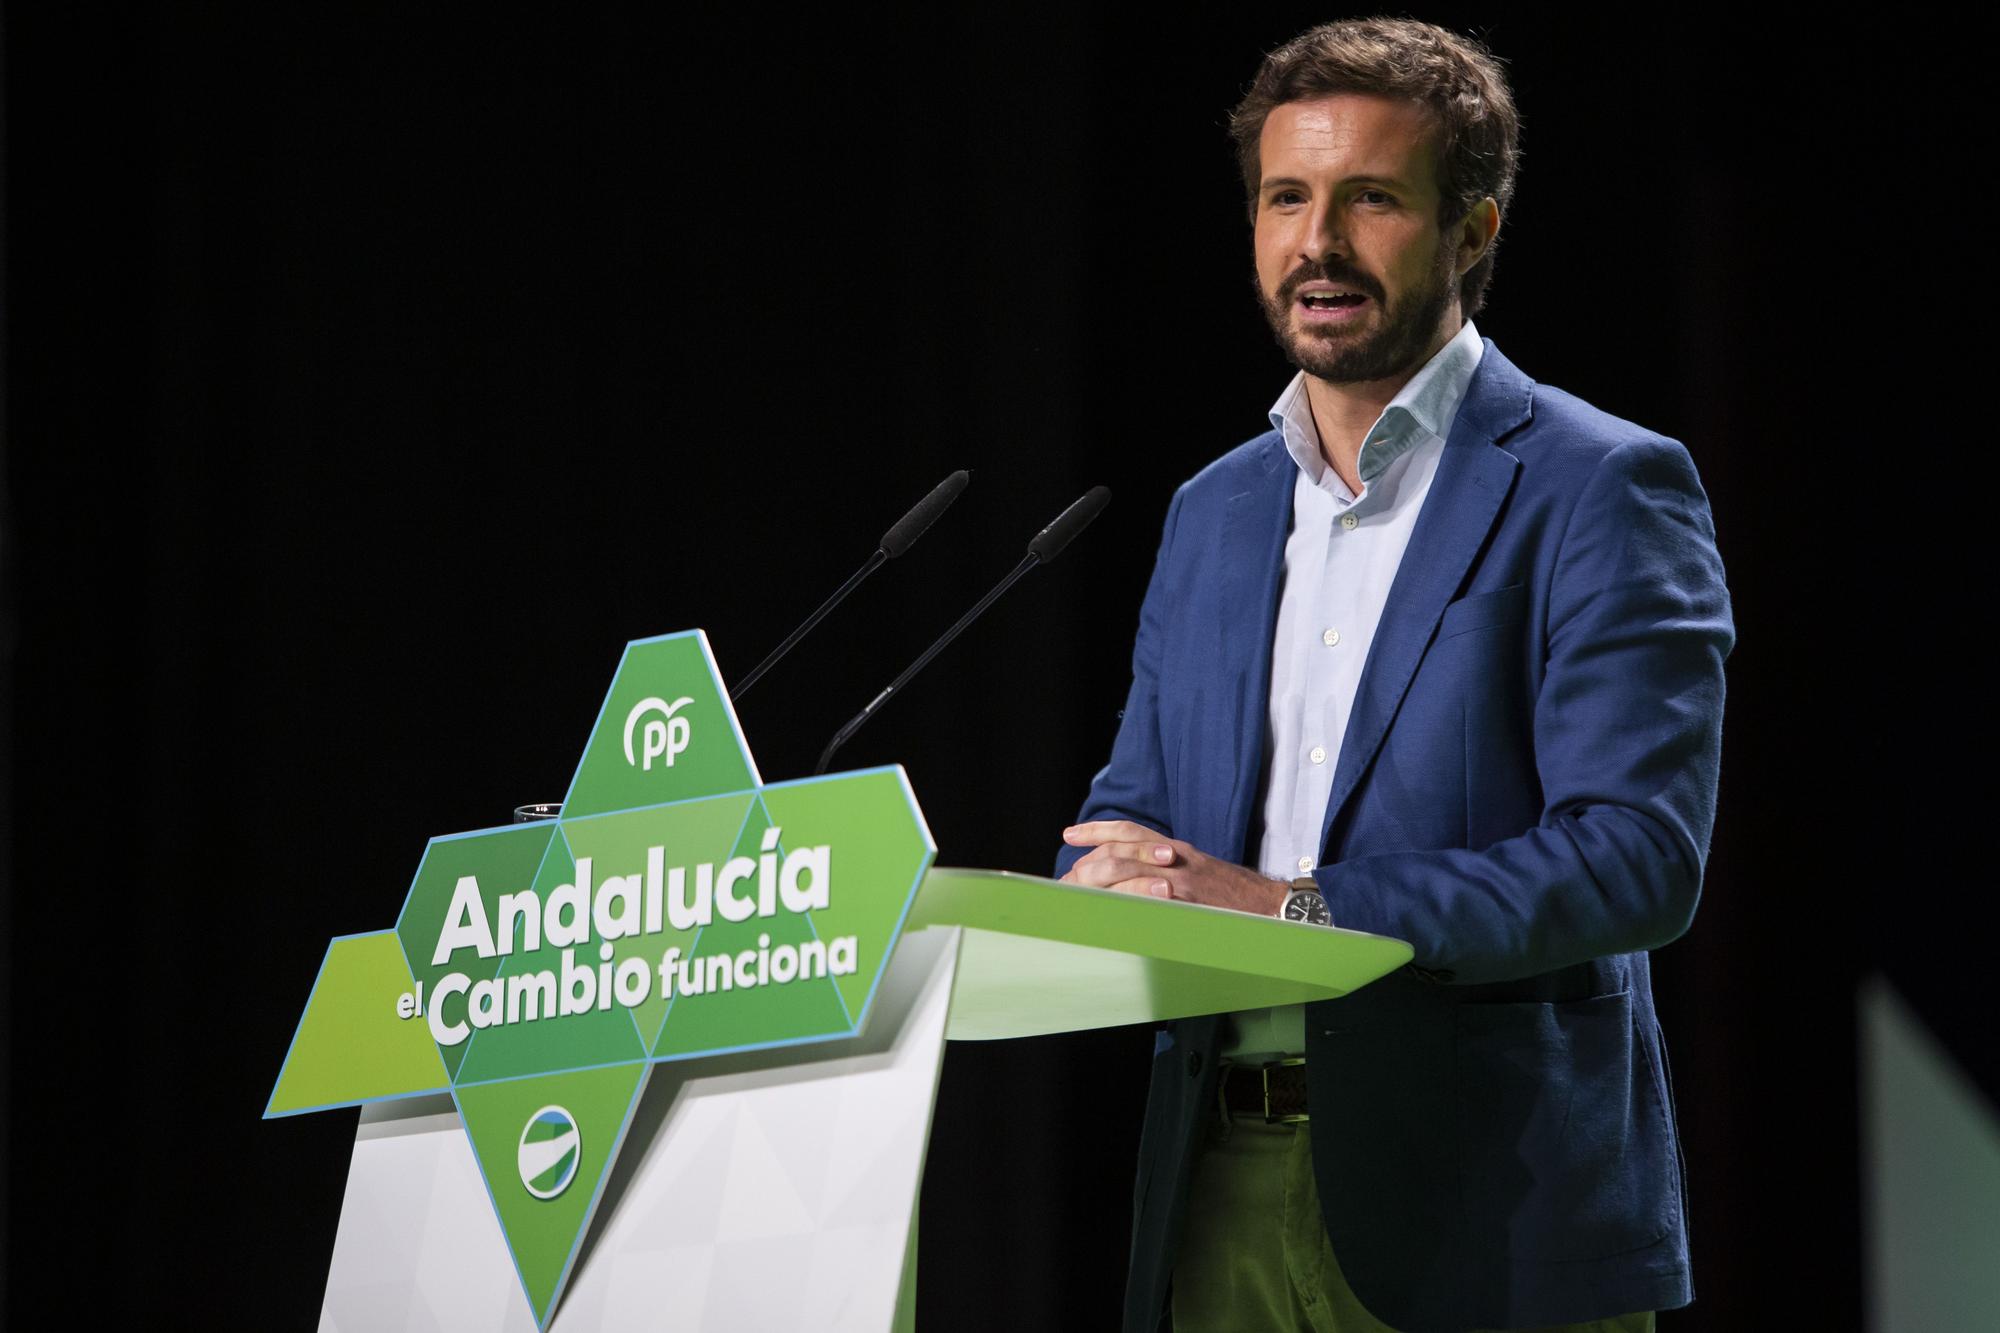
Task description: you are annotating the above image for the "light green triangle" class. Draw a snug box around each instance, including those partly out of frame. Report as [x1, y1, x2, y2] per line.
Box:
[760, 770, 933, 1026]
[558, 790, 757, 1050]
[267, 931, 449, 1116]
[651, 797, 855, 1058]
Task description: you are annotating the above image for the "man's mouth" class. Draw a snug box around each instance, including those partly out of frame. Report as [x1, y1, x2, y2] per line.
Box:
[1293, 285, 1371, 325]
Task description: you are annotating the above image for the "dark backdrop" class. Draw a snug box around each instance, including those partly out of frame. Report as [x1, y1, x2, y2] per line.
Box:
[3, 7, 1979, 1330]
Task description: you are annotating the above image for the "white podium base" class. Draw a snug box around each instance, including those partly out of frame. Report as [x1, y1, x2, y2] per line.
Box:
[319, 927, 960, 1332]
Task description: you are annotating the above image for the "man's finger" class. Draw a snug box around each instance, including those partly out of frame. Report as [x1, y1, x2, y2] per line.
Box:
[1100, 876, 1174, 899]
[1067, 853, 1170, 890]
[1081, 840, 1179, 867]
[1063, 820, 1165, 846]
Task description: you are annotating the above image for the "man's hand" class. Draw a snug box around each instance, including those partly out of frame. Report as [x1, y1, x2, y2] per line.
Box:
[1060, 820, 1289, 916]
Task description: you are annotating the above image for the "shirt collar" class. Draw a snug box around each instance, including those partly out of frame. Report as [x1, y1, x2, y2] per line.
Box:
[1268, 319, 1485, 494]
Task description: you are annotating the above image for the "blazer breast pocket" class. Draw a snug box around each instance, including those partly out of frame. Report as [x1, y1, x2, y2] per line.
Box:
[1435, 582, 1527, 642]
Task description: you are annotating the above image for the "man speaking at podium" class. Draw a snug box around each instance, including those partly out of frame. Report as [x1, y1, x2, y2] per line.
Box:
[1054, 19, 1731, 1333]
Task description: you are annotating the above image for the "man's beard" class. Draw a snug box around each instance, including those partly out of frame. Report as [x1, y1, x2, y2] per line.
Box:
[1257, 247, 1457, 385]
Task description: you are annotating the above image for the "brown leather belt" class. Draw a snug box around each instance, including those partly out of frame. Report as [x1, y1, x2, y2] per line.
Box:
[1219, 1058, 1309, 1125]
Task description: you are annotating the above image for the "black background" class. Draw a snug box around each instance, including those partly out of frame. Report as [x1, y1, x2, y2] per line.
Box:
[3, 7, 1981, 1330]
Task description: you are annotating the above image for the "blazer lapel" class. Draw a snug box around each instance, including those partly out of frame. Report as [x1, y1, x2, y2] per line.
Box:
[1214, 434, 1293, 862]
[1317, 343, 1534, 855]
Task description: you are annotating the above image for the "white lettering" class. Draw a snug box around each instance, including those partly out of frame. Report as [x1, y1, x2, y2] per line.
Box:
[829, 935, 858, 976]
[705, 953, 733, 992]
[432, 877, 495, 966]
[546, 858, 591, 949]
[717, 856, 757, 923]
[644, 847, 665, 934]
[469, 977, 504, 1031]
[560, 947, 596, 1015]
[797, 938, 826, 979]
[622, 696, 694, 770]
[497, 890, 541, 955]
[594, 873, 641, 942]
[613, 955, 651, 1007]
[419, 841, 848, 1039]
[427, 973, 471, 1046]
[507, 970, 556, 1023]
[780, 845, 831, 912]
[667, 864, 712, 931]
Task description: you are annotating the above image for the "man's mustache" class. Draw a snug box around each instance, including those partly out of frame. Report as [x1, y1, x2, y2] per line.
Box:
[1277, 261, 1383, 305]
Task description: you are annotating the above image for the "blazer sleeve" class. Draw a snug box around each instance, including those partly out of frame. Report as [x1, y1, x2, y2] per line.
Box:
[1053, 485, 1188, 879]
[1317, 435, 1734, 984]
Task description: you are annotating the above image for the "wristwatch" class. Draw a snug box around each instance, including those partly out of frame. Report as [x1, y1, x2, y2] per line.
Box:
[1280, 875, 1332, 926]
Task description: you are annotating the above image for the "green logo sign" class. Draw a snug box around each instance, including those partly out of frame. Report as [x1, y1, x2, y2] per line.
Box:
[266, 629, 935, 1326]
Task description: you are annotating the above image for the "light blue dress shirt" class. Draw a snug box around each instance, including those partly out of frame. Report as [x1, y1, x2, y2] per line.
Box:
[1226, 319, 1485, 1062]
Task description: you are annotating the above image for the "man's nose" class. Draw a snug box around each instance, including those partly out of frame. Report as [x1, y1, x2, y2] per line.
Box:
[1299, 202, 1348, 263]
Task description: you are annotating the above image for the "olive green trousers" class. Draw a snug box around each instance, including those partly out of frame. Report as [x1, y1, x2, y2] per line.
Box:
[1172, 1116, 1656, 1333]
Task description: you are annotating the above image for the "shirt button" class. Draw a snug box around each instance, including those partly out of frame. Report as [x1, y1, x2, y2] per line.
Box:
[1340, 514, 1359, 530]
[1309, 745, 1327, 765]
[1298, 855, 1315, 873]
[1322, 628, 1340, 647]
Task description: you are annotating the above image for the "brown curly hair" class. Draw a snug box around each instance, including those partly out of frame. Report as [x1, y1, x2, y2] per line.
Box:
[1229, 18, 1520, 317]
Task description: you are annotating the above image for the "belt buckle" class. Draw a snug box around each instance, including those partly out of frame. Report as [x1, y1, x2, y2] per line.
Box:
[1263, 1057, 1308, 1126]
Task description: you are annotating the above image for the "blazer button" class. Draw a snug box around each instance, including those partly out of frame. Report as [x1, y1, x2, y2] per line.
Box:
[1186, 1052, 1203, 1077]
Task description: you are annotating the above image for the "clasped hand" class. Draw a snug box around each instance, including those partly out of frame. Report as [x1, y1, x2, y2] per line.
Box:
[1060, 820, 1288, 916]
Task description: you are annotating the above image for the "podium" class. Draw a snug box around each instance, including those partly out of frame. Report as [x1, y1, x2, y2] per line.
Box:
[313, 866, 1412, 1331]
[265, 630, 1417, 1329]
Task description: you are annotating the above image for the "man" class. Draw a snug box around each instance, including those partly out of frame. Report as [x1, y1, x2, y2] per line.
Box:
[1054, 19, 1731, 1333]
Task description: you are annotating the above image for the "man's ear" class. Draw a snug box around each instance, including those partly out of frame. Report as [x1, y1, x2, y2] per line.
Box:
[1456, 197, 1500, 276]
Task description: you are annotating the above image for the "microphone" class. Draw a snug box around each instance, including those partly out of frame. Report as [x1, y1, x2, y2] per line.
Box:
[1027, 484, 1111, 563]
[814, 485, 1110, 775]
[730, 470, 970, 701]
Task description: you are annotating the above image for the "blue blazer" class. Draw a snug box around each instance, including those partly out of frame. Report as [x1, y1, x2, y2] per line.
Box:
[1055, 342, 1733, 1332]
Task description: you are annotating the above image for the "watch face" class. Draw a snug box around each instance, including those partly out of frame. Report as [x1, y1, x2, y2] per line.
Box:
[1283, 891, 1331, 926]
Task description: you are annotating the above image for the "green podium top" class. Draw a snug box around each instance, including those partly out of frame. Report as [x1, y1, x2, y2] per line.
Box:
[906, 867, 1414, 1041]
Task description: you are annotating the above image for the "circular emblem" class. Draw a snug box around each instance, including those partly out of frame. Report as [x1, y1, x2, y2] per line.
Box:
[518, 1105, 582, 1201]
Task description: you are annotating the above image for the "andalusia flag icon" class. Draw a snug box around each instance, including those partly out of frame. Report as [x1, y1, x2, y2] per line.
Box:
[519, 1107, 581, 1201]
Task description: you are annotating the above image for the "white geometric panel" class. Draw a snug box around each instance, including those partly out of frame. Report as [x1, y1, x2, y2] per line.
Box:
[319, 927, 961, 1332]
[321, 1097, 537, 1333]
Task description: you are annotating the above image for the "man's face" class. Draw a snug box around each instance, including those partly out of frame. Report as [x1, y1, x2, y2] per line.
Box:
[1252, 94, 1461, 386]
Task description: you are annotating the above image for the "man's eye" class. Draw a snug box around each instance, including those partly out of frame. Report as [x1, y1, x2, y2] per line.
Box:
[1270, 190, 1304, 207]
[1358, 189, 1395, 206]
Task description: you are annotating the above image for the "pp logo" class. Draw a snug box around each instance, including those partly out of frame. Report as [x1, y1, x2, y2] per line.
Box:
[622, 695, 693, 771]
[518, 1105, 581, 1201]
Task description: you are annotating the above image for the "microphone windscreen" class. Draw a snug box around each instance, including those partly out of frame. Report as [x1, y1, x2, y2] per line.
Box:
[1026, 485, 1111, 563]
[880, 470, 971, 558]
